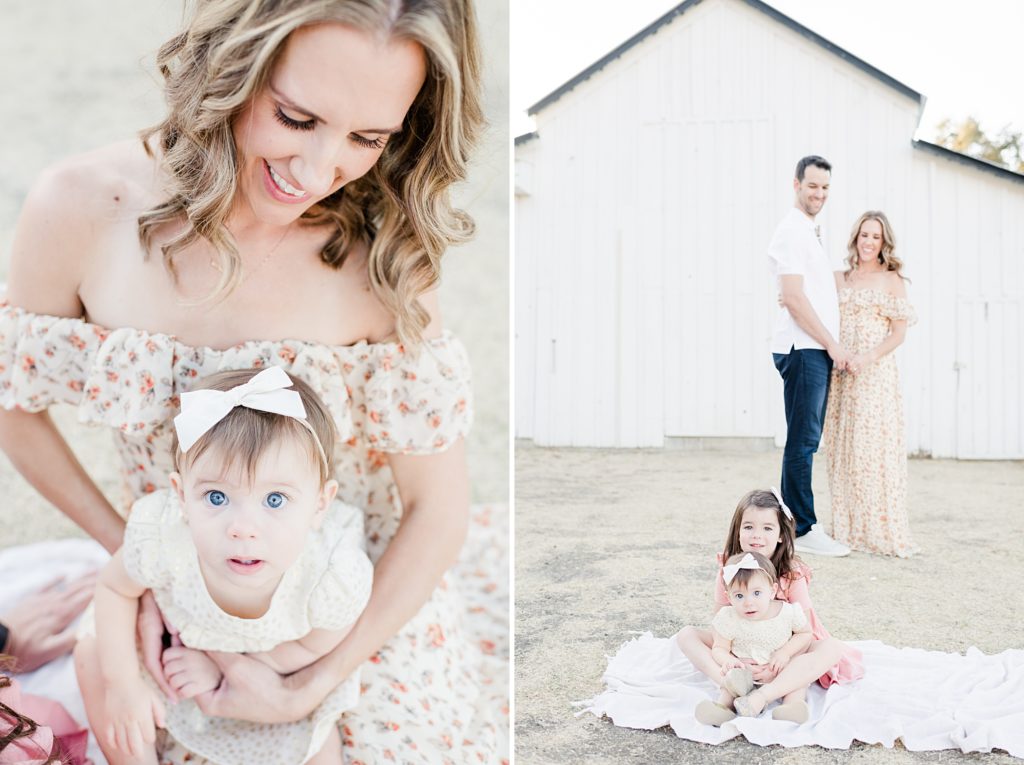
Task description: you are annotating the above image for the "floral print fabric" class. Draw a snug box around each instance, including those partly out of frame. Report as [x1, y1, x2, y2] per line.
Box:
[0, 303, 509, 765]
[824, 288, 918, 558]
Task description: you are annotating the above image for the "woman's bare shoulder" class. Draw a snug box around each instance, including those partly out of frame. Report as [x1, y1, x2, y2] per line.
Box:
[342, 242, 444, 344]
[886, 269, 908, 298]
[7, 140, 156, 314]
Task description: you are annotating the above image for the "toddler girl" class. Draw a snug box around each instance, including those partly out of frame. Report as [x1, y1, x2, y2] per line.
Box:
[76, 366, 373, 765]
[676, 489, 863, 721]
[695, 551, 812, 725]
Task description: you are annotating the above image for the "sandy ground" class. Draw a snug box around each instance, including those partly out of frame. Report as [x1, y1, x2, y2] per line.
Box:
[515, 443, 1023, 764]
[0, 0, 509, 549]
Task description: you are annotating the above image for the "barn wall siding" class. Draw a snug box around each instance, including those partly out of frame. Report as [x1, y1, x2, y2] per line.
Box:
[515, 0, 1024, 457]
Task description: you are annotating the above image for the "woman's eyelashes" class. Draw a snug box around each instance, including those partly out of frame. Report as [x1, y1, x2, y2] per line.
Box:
[274, 105, 315, 132]
[272, 105, 388, 149]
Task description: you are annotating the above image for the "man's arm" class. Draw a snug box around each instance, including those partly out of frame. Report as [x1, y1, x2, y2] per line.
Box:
[779, 274, 849, 369]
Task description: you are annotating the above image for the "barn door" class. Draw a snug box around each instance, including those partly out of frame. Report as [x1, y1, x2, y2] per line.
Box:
[955, 298, 1023, 458]
[661, 117, 775, 439]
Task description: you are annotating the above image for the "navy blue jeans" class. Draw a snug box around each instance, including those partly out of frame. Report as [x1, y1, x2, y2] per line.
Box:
[772, 348, 832, 537]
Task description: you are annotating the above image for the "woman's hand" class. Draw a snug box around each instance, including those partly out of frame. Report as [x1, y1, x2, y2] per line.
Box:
[138, 590, 179, 701]
[1, 572, 96, 672]
[193, 651, 327, 723]
[847, 352, 873, 375]
[163, 646, 222, 699]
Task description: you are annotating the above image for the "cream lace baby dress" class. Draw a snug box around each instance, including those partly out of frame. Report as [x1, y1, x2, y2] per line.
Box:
[121, 488, 372, 765]
[711, 602, 807, 665]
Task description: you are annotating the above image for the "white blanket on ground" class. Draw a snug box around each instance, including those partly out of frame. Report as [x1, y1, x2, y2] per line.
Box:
[0, 538, 111, 765]
[576, 632, 1024, 758]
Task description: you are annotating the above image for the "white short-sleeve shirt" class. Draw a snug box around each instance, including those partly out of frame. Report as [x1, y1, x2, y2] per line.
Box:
[767, 207, 840, 354]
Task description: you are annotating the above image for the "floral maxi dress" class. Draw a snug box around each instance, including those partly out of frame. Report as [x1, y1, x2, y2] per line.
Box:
[0, 303, 508, 765]
[823, 288, 917, 558]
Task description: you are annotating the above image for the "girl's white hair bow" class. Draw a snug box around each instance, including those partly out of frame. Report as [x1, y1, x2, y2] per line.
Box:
[173, 366, 308, 453]
[770, 487, 795, 522]
[722, 553, 763, 585]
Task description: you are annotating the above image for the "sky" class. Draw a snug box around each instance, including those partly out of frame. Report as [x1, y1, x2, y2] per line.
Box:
[511, 0, 1024, 141]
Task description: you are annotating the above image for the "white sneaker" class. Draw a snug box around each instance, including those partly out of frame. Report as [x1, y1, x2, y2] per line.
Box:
[794, 525, 850, 557]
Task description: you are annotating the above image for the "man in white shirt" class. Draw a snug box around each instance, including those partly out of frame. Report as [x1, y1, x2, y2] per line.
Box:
[768, 156, 851, 557]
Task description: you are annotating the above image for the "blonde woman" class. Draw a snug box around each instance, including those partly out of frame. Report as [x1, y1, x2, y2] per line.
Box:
[0, 1, 503, 762]
[823, 211, 917, 557]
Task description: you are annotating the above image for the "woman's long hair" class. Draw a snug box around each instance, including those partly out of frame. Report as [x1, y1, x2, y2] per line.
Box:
[842, 210, 907, 280]
[138, 0, 483, 346]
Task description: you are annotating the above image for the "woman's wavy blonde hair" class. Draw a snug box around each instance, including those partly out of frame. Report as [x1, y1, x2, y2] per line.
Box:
[843, 210, 907, 280]
[138, 0, 483, 346]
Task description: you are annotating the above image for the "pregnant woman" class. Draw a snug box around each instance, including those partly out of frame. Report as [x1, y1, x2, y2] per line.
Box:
[0, 1, 504, 762]
[824, 211, 917, 558]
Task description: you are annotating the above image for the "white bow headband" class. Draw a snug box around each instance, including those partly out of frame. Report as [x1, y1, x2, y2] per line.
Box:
[722, 553, 764, 586]
[173, 366, 328, 470]
[770, 487, 794, 522]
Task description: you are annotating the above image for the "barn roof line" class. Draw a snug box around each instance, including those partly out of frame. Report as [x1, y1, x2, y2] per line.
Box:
[912, 139, 1024, 185]
[526, 0, 921, 116]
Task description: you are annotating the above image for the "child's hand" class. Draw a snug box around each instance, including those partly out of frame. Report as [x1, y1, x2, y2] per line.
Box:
[768, 649, 792, 674]
[104, 681, 165, 758]
[163, 645, 223, 698]
[749, 663, 779, 684]
[720, 656, 746, 673]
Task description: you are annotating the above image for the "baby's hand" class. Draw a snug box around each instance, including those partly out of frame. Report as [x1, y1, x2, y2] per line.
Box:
[749, 662, 779, 684]
[163, 646, 223, 698]
[768, 649, 791, 674]
[720, 656, 746, 673]
[104, 680, 165, 758]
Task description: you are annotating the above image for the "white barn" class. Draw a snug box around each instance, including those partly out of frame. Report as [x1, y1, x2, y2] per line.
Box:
[515, 0, 1024, 458]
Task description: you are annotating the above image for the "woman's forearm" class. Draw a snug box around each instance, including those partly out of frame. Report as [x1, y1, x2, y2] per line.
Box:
[0, 408, 124, 552]
[290, 500, 469, 699]
[865, 323, 907, 364]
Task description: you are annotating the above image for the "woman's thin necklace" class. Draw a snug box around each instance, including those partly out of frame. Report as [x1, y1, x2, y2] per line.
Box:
[210, 222, 294, 283]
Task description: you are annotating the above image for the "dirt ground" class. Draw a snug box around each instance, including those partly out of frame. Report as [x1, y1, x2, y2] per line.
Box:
[515, 443, 1023, 764]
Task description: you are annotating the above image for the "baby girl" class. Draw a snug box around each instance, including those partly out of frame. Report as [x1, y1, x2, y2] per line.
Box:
[695, 551, 813, 726]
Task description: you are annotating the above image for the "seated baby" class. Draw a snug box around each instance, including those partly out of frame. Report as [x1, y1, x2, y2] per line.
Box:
[695, 551, 813, 726]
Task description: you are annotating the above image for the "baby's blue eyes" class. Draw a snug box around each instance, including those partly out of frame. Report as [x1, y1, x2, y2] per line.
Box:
[205, 490, 228, 507]
[201, 490, 287, 508]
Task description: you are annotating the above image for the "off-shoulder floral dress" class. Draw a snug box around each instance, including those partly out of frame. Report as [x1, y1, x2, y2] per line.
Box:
[823, 288, 918, 558]
[0, 303, 508, 765]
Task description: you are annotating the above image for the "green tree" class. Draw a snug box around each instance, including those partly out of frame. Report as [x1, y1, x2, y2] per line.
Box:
[934, 116, 1024, 173]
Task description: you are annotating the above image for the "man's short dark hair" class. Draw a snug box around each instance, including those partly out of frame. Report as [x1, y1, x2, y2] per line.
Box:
[795, 155, 831, 181]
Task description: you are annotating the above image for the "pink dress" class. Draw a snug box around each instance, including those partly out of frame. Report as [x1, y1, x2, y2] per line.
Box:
[714, 553, 863, 688]
[0, 678, 90, 764]
[0, 303, 507, 765]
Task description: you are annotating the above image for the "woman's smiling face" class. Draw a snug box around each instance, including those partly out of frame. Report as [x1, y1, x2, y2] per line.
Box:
[738, 506, 781, 555]
[231, 22, 427, 226]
